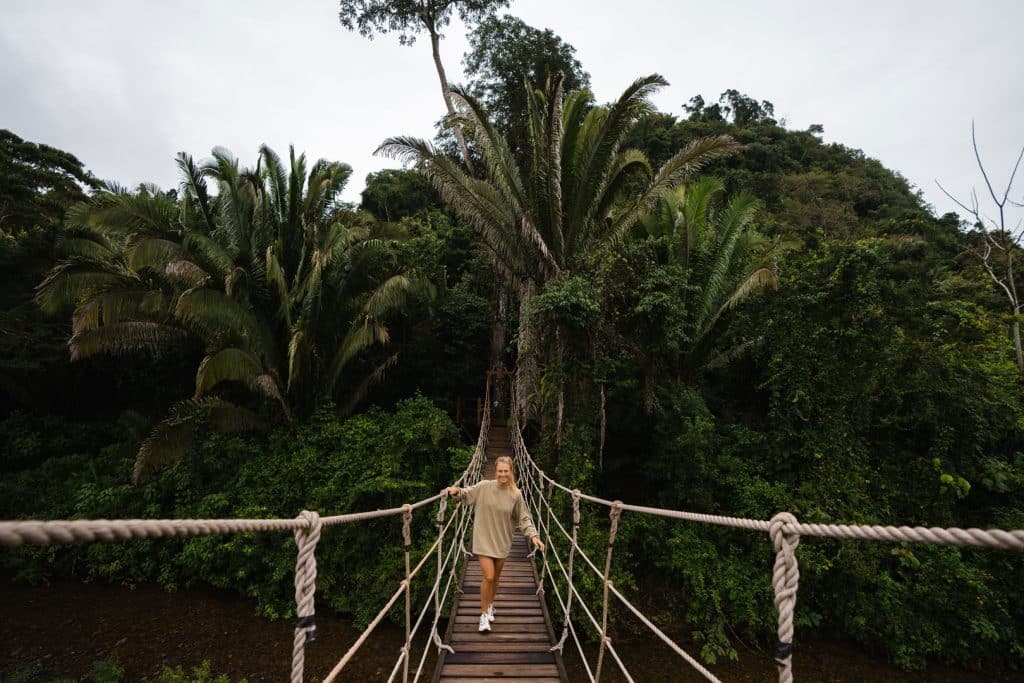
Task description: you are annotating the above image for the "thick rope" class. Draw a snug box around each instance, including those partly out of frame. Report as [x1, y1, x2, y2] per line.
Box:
[432, 494, 455, 658]
[6, 373, 1024, 683]
[551, 488, 581, 653]
[770, 512, 800, 683]
[401, 504, 413, 683]
[290, 510, 321, 683]
[593, 501, 623, 683]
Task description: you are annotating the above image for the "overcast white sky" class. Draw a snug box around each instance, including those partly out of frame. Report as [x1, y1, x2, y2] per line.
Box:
[2, 0, 1022, 225]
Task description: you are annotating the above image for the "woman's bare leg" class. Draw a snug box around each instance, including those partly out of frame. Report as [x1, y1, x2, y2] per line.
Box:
[491, 557, 506, 608]
[478, 556, 495, 613]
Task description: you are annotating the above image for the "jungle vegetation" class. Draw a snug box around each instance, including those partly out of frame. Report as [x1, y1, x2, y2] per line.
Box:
[2, 8, 1023, 675]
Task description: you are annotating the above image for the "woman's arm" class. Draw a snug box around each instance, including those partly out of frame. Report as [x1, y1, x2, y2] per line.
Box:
[514, 493, 544, 551]
[447, 481, 482, 506]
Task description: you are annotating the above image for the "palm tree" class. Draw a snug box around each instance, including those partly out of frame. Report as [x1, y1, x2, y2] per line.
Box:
[37, 146, 425, 482]
[379, 72, 740, 429]
[636, 177, 780, 401]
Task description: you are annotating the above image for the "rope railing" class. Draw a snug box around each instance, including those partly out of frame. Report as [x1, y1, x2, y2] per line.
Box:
[7, 368, 1023, 683]
[0, 378, 494, 683]
[509, 413, 1024, 683]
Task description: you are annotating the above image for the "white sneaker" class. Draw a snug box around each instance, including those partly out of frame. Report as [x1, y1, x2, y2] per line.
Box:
[486, 604, 495, 622]
[478, 612, 491, 632]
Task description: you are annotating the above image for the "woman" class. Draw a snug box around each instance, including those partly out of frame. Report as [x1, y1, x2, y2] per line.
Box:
[446, 455, 545, 632]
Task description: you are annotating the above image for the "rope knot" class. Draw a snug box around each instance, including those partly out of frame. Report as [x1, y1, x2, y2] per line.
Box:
[436, 492, 448, 524]
[608, 501, 624, 546]
[571, 489, 581, 526]
[401, 504, 413, 547]
[292, 509, 321, 673]
[298, 509, 321, 535]
[769, 511, 801, 681]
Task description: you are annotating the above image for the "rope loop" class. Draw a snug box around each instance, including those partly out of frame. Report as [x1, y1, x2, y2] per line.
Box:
[436, 492, 448, 524]
[291, 510, 321, 683]
[608, 501, 624, 546]
[432, 625, 455, 654]
[401, 504, 413, 547]
[769, 511, 801, 683]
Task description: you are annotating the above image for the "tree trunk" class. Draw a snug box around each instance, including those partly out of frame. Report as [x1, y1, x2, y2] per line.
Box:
[1013, 317, 1024, 375]
[428, 26, 475, 175]
[555, 326, 565, 446]
[598, 384, 606, 472]
[490, 266, 508, 370]
[1007, 251, 1024, 374]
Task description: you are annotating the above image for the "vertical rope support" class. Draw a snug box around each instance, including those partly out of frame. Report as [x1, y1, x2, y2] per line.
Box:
[593, 501, 623, 683]
[535, 480, 556, 593]
[551, 489, 582, 653]
[402, 504, 413, 683]
[291, 510, 321, 683]
[769, 512, 801, 683]
[433, 493, 455, 654]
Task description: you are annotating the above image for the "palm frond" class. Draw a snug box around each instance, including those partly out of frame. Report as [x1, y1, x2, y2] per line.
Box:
[165, 259, 210, 288]
[133, 397, 265, 484]
[337, 352, 400, 416]
[608, 135, 742, 242]
[701, 338, 761, 373]
[324, 321, 384, 395]
[69, 321, 188, 360]
[35, 260, 131, 315]
[567, 74, 667, 231]
[176, 153, 217, 234]
[265, 246, 292, 326]
[174, 288, 258, 345]
[126, 237, 183, 272]
[55, 232, 116, 260]
[72, 289, 168, 334]
[183, 232, 234, 279]
[448, 86, 529, 215]
[194, 347, 265, 398]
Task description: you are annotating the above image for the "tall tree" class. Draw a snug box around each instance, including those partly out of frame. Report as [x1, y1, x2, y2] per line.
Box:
[636, 178, 779, 386]
[380, 73, 740, 430]
[37, 145, 425, 482]
[0, 130, 104, 412]
[937, 123, 1024, 374]
[0, 129, 102, 236]
[463, 16, 589, 150]
[338, 0, 510, 174]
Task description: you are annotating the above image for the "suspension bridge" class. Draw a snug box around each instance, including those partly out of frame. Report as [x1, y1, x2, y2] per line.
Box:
[2, 374, 1023, 683]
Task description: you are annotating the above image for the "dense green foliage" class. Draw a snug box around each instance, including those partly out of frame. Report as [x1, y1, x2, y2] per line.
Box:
[463, 15, 590, 150]
[1, 397, 470, 625]
[3, 31, 1024, 677]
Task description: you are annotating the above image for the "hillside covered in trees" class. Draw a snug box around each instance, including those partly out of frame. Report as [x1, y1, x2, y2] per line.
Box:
[2, 5, 1022, 678]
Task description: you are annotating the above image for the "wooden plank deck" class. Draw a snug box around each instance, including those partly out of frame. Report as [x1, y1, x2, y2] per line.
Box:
[434, 422, 567, 682]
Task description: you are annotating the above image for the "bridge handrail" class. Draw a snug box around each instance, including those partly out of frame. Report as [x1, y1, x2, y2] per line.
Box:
[508, 407, 1024, 683]
[0, 378, 494, 683]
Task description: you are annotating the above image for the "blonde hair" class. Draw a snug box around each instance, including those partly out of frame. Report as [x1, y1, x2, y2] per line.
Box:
[494, 455, 519, 495]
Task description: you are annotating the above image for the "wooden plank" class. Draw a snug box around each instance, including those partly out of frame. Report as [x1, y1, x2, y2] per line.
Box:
[443, 652, 555, 664]
[454, 616, 546, 624]
[454, 626, 552, 634]
[445, 641, 555, 653]
[450, 632, 551, 643]
[440, 664, 560, 677]
[434, 419, 565, 681]
[440, 678, 561, 683]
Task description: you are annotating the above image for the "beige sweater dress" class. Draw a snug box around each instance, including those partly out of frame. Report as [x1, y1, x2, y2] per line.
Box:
[458, 480, 539, 559]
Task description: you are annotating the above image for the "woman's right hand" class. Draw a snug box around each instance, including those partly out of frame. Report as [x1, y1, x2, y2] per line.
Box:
[445, 486, 461, 497]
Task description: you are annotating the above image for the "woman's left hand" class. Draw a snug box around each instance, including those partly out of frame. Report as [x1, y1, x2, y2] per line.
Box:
[531, 536, 545, 552]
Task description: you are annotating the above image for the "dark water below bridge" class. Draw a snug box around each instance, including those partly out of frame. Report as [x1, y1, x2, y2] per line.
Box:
[0, 582, 1012, 682]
